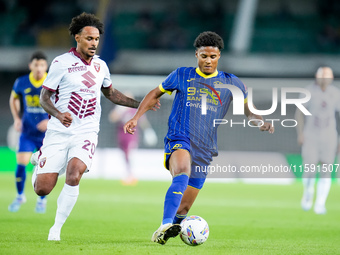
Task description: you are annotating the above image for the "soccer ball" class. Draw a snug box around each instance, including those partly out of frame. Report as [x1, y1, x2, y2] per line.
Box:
[179, 215, 209, 246]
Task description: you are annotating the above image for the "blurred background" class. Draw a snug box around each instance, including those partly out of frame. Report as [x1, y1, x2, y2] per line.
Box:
[1, 0, 340, 180]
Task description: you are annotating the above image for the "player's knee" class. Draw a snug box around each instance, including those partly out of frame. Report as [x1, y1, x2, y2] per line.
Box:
[66, 159, 86, 185]
[169, 150, 191, 176]
[66, 172, 82, 186]
[34, 184, 52, 196]
[178, 166, 190, 175]
[34, 173, 58, 196]
[172, 164, 191, 176]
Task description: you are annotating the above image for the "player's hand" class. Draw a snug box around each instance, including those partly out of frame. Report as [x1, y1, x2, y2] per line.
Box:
[123, 119, 137, 134]
[36, 119, 49, 132]
[260, 122, 274, 134]
[13, 119, 22, 132]
[57, 112, 73, 128]
[151, 99, 161, 111]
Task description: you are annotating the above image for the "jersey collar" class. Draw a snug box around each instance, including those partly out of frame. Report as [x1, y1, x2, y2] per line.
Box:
[195, 67, 218, 78]
[29, 72, 47, 88]
[69, 47, 95, 66]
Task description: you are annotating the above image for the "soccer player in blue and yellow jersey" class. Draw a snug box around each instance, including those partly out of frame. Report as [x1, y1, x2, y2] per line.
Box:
[8, 51, 49, 213]
[124, 31, 274, 244]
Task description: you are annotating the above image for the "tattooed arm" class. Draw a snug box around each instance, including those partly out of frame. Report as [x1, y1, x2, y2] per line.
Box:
[40, 88, 73, 127]
[101, 86, 139, 108]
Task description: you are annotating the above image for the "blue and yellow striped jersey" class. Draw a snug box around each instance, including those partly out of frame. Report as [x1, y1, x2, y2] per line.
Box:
[12, 72, 48, 140]
[160, 67, 248, 161]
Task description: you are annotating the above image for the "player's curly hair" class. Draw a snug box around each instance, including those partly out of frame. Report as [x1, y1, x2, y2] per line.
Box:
[193, 31, 224, 50]
[69, 12, 104, 36]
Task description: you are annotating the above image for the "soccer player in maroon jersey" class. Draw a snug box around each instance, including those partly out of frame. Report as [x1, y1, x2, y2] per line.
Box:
[31, 13, 159, 241]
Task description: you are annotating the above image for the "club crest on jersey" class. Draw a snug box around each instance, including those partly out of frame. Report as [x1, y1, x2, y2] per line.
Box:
[94, 62, 100, 72]
[39, 157, 46, 168]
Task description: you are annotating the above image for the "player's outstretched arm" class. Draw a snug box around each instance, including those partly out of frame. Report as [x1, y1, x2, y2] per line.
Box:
[9, 92, 22, 132]
[101, 86, 139, 108]
[124, 87, 164, 135]
[244, 102, 274, 134]
[40, 88, 73, 127]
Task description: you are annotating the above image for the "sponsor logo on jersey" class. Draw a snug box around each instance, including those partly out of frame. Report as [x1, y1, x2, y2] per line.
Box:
[186, 82, 222, 107]
[172, 144, 182, 149]
[198, 82, 222, 105]
[81, 71, 96, 88]
[186, 101, 217, 112]
[24, 88, 32, 94]
[68, 65, 87, 73]
[80, 88, 95, 94]
[186, 82, 220, 113]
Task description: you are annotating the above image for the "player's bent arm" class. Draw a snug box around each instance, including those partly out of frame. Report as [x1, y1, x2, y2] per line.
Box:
[101, 86, 139, 108]
[40, 88, 73, 127]
[9, 93, 22, 132]
[295, 109, 304, 145]
[40, 88, 61, 118]
[124, 87, 164, 134]
[133, 87, 164, 120]
[244, 103, 274, 133]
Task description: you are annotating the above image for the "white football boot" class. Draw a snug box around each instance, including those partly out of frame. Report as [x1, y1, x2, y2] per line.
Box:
[151, 223, 181, 245]
[314, 203, 327, 215]
[301, 193, 313, 211]
[48, 226, 61, 241]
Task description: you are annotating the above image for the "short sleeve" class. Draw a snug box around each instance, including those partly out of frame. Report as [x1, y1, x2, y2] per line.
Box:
[159, 69, 179, 95]
[43, 58, 65, 91]
[102, 62, 112, 88]
[12, 78, 21, 98]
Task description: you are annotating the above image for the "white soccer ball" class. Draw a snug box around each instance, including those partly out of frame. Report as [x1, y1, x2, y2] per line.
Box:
[180, 215, 209, 246]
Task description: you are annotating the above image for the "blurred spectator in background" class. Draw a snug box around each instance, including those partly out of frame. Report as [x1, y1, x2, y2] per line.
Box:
[109, 92, 157, 185]
[157, 7, 187, 50]
[99, 0, 117, 66]
[317, 23, 340, 52]
[277, 1, 292, 21]
[295, 66, 340, 214]
[317, 0, 340, 52]
[8, 51, 49, 213]
[134, 9, 157, 49]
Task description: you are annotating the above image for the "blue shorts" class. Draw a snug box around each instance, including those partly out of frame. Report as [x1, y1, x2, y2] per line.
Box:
[18, 133, 43, 153]
[164, 137, 208, 190]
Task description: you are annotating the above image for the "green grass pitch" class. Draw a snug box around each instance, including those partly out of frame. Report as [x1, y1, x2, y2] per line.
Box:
[1, 172, 340, 255]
